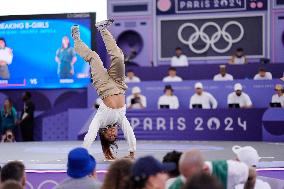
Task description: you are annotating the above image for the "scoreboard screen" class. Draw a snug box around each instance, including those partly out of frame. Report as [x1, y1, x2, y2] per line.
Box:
[0, 13, 96, 89]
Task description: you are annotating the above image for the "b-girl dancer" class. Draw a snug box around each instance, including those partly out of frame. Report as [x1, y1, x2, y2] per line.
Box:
[71, 19, 136, 160]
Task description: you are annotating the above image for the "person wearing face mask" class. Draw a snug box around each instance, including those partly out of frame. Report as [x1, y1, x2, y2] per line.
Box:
[0, 38, 13, 80]
[55, 36, 77, 79]
[228, 48, 247, 64]
[227, 83, 252, 108]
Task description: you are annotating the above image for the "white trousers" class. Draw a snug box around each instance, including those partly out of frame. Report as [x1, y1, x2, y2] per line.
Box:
[83, 102, 136, 152]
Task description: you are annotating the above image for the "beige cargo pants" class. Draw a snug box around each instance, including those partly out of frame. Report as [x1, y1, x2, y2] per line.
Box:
[74, 29, 127, 99]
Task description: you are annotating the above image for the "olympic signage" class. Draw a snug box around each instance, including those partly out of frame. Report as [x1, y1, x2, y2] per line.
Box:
[158, 14, 265, 60]
[156, 0, 268, 15]
[176, 0, 246, 13]
[125, 109, 265, 141]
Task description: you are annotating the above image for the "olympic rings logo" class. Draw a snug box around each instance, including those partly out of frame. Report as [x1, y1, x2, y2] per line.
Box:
[26, 180, 58, 189]
[177, 21, 244, 54]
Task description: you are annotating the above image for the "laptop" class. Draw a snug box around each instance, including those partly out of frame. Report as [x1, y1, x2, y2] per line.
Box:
[160, 104, 170, 109]
[192, 104, 203, 109]
[270, 102, 282, 108]
[228, 103, 240, 108]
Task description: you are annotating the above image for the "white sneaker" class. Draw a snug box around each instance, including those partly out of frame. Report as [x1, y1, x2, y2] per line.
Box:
[95, 19, 114, 31]
[71, 25, 80, 40]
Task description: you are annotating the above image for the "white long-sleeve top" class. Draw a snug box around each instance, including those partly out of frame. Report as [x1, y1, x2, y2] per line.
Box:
[271, 94, 284, 107]
[189, 92, 218, 109]
[0, 47, 13, 64]
[227, 92, 252, 108]
[158, 95, 179, 109]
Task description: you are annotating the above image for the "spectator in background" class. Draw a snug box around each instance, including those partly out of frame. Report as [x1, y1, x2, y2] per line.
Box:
[1, 98, 17, 142]
[101, 159, 133, 189]
[18, 92, 35, 141]
[1, 180, 23, 189]
[227, 83, 252, 108]
[228, 48, 247, 64]
[253, 67, 272, 80]
[271, 84, 284, 107]
[171, 47, 188, 67]
[125, 70, 141, 83]
[182, 173, 223, 189]
[163, 67, 183, 82]
[127, 87, 147, 109]
[169, 150, 256, 189]
[233, 145, 271, 189]
[163, 151, 182, 189]
[169, 150, 205, 189]
[0, 37, 13, 80]
[158, 85, 179, 109]
[55, 147, 102, 189]
[213, 65, 234, 81]
[55, 36, 77, 79]
[128, 156, 175, 189]
[189, 82, 218, 109]
[1, 161, 26, 188]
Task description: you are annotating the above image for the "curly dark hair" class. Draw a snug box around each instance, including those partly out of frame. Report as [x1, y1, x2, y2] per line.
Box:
[101, 159, 133, 189]
[99, 124, 118, 160]
[163, 150, 182, 178]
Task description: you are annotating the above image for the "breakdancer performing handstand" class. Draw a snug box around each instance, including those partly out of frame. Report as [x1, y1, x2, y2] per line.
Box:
[71, 19, 136, 160]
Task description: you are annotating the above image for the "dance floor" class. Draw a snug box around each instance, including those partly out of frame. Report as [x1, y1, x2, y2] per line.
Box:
[0, 141, 284, 189]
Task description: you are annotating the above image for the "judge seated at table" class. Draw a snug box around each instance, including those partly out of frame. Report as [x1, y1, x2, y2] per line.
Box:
[271, 84, 284, 108]
[158, 85, 179, 109]
[253, 67, 272, 80]
[189, 82, 218, 109]
[213, 65, 234, 81]
[127, 86, 147, 109]
[227, 83, 252, 108]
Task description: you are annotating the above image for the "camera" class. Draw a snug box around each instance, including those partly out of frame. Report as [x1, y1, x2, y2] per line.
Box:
[131, 97, 141, 104]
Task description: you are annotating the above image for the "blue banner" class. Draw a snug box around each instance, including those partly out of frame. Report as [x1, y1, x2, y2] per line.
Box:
[77, 109, 266, 141]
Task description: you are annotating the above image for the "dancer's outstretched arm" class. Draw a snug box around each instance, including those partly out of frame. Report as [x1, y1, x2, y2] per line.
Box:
[83, 114, 101, 150]
[119, 116, 136, 157]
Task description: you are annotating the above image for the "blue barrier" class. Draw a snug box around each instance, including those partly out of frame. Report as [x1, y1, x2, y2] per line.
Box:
[73, 108, 284, 142]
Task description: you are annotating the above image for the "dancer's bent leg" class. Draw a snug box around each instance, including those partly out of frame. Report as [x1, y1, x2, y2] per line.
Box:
[72, 26, 112, 97]
[100, 29, 125, 83]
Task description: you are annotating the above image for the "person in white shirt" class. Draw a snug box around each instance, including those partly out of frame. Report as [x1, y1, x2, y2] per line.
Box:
[228, 48, 247, 64]
[227, 83, 253, 108]
[171, 47, 188, 67]
[158, 85, 179, 109]
[213, 65, 234, 81]
[271, 84, 284, 107]
[168, 150, 256, 189]
[233, 145, 271, 189]
[126, 86, 147, 109]
[163, 67, 183, 82]
[189, 82, 218, 109]
[253, 67, 272, 80]
[0, 38, 13, 79]
[125, 70, 141, 83]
